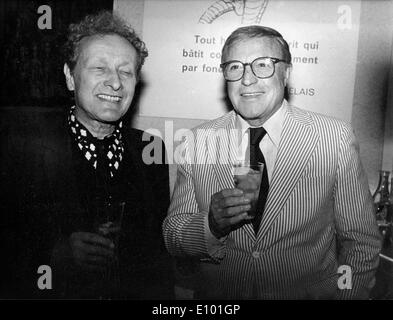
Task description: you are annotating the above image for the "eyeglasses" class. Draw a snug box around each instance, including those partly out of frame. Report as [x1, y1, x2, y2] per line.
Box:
[220, 57, 287, 82]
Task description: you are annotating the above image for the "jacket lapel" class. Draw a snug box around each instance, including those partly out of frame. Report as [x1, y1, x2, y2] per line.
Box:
[210, 111, 238, 191]
[256, 107, 319, 242]
[209, 112, 257, 241]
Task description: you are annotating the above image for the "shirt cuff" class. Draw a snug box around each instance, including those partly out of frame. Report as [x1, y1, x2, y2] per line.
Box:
[203, 213, 227, 259]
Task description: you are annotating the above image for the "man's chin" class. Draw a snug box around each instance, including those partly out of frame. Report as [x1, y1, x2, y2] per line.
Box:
[98, 111, 125, 124]
[237, 111, 262, 121]
[236, 111, 266, 126]
[101, 105, 129, 120]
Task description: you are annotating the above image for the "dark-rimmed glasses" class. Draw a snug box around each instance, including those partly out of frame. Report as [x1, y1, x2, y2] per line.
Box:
[220, 57, 287, 82]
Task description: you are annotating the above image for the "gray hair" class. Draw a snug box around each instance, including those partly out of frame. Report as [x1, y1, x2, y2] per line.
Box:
[63, 10, 148, 80]
[221, 25, 291, 64]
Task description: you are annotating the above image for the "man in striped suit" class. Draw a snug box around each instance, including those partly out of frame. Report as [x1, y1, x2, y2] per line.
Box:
[163, 26, 381, 299]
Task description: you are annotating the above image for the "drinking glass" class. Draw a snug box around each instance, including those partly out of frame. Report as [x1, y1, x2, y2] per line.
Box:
[93, 200, 125, 296]
[233, 161, 264, 217]
[94, 200, 125, 246]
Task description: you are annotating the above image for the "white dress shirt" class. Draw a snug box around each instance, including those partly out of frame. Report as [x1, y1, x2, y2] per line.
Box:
[235, 101, 287, 182]
[204, 101, 288, 254]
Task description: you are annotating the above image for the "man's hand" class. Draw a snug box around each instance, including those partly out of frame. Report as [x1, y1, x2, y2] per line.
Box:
[69, 232, 115, 272]
[208, 188, 252, 239]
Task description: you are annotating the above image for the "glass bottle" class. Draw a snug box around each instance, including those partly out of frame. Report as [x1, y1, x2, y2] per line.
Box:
[373, 171, 390, 204]
[373, 170, 391, 246]
[385, 174, 393, 246]
[388, 174, 393, 223]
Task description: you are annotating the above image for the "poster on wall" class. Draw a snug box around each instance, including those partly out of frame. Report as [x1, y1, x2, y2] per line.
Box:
[136, 0, 360, 122]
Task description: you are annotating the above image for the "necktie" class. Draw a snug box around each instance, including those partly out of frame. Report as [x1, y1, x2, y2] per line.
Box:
[249, 127, 269, 233]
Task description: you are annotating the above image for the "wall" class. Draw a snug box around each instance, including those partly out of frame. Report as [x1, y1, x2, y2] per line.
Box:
[114, 0, 393, 194]
[352, 0, 393, 191]
[382, 17, 393, 176]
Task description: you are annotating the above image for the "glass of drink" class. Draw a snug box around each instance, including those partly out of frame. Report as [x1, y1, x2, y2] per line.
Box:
[94, 200, 125, 246]
[233, 161, 264, 217]
[93, 200, 125, 295]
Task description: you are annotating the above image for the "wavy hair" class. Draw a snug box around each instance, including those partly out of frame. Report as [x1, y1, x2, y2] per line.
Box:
[63, 10, 148, 79]
[221, 25, 291, 64]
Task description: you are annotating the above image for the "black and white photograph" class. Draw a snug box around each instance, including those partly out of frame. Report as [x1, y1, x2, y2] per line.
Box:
[0, 0, 392, 309]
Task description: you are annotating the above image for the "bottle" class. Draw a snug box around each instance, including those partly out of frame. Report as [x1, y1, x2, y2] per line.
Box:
[385, 174, 393, 246]
[373, 170, 391, 246]
[373, 171, 390, 202]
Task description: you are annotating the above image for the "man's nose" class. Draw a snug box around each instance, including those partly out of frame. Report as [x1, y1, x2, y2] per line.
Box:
[241, 64, 258, 86]
[104, 71, 122, 90]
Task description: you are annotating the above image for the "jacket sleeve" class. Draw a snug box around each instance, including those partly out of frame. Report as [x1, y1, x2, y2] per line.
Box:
[334, 123, 382, 299]
[163, 134, 226, 261]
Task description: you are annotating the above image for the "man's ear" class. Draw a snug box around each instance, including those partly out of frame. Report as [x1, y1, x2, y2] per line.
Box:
[284, 64, 292, 87]
[64, 63, 75, 91]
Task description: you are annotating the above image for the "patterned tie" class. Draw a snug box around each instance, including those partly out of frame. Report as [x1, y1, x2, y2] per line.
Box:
[249, 127, 269, 233]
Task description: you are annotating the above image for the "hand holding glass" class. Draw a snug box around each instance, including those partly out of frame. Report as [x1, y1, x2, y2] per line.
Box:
[233, 162, 264, 217]
[93, 200, 125, 292]
[94, 201, 125, 246]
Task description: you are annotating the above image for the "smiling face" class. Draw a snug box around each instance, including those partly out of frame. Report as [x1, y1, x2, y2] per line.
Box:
[225, 37, 291, 127]
[64, 34, 138, 128]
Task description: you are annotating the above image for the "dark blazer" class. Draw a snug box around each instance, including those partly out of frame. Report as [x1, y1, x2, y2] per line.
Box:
[0, 108, 173, 299]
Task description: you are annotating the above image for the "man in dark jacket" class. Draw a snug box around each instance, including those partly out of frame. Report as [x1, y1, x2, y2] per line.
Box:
[0, 10, 173, 299]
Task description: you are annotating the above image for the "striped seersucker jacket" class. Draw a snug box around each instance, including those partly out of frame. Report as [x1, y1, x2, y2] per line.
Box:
[163, 104, 381, 299]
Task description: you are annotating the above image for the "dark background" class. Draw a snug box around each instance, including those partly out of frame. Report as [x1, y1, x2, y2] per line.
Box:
[0, 0, 113, 108]
[0, 0, 114, 299]
[0, 0, 392, 300]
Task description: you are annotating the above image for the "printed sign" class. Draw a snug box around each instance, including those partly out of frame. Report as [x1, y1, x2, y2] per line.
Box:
[138, 0, 361, 122]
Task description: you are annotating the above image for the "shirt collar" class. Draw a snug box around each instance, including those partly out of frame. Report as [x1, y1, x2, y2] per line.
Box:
[67, 105, 124, 178]
[235, 100, 287, 148]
